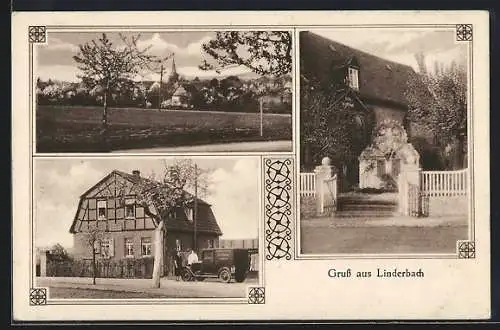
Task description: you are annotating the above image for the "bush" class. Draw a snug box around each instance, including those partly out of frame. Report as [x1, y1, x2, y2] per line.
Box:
[300, 195, 317, 219]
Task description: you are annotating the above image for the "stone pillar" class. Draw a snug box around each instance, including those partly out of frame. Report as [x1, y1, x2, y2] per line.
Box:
[314, 157, 336, 215]
[398, 163, 421, 215]
[40, 251, 48, 277]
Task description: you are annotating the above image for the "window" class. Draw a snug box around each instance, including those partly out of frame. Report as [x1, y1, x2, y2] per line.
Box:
[141, 238, 152, 257]
[97, 200, 107, 220]
[202, 250, 214, 263]
[207, 239, 215, 248]
[125, 238, 134, 258]
[125, 198, 135, 218]
[185, 208, 193, 222]
[347, 67, 359, 91]
[100, 238, 114, 258]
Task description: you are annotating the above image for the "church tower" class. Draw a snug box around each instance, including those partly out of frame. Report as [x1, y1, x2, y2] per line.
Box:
[168, 56, 179, 84]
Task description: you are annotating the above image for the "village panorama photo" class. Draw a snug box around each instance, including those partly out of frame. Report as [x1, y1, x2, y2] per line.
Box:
[35, 31, 293, 153]
[298, 28, 471, 256]
[34, 157, 261, 299]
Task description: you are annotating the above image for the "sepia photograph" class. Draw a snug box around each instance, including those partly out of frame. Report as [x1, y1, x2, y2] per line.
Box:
[12, 11, 490, 321]
[35, 31, 293, 153]
[299, 28, 471, 255]
[34, 157, 260, 299]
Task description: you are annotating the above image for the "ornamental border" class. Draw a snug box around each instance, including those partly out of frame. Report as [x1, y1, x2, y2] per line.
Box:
[264, 158, 294, 261]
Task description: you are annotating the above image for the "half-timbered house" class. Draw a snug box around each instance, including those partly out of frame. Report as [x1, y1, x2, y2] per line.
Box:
[69, 169, 222, 274]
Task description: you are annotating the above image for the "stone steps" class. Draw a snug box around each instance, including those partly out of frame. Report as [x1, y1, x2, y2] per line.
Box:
[336, 193, 398, 218]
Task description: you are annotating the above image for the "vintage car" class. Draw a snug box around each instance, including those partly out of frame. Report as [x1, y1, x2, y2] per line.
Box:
[181, 248, 252, 283]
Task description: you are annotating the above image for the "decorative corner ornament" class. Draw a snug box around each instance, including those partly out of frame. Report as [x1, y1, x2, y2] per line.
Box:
[28, 26, 47, 43]
[456, 24, 473, 41]
[29, 288, 47, 305]
[457, 240, 475, 259]
[248, 287, 265, 304]
[264, 158, 293, 260]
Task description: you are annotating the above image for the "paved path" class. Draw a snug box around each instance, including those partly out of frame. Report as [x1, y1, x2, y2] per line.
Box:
[37, 276, 258, 299]
[113, 140, 292, 153]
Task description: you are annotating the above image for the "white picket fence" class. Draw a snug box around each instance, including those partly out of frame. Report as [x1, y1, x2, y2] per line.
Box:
[300, 171, 338, 213]
[300, 173, 316, 197]
[421, 168, 468, 197]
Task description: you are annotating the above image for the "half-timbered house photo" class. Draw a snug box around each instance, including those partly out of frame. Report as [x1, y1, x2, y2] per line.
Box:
[34, 157, 260, 299]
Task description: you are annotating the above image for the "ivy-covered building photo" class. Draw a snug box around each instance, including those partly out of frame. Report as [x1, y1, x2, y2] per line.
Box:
[299, 29, 470, 255]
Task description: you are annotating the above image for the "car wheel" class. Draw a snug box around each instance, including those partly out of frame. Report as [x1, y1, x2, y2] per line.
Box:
[181, 269, 192, 282]
[218, 269, 231, 283]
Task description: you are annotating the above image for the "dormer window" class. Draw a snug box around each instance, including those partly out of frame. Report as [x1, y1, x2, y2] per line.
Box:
[347, 67, 359, 91]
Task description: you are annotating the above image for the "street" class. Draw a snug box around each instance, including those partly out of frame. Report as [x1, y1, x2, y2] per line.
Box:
[37, 276, 258, 299]
[113, 140, 292, 153]
[300, 213, 469, 254]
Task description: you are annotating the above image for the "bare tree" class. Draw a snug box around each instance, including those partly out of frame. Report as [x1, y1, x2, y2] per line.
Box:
[73, 33, 156, 150]
[199, 31, 292, 76]
[127, 160, 212, 288]
[85, 226, 105, 285]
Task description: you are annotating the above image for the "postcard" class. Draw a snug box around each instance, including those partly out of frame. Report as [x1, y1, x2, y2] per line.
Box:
[12, 10, 490, 321]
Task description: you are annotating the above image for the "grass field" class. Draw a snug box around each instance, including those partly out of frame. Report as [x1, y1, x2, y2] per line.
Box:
[36, 105, 292, 152]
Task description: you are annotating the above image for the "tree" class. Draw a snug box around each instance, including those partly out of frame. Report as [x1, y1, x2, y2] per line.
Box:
[85, 226, 105, 285]
[127, 160, 212, 288]
[73, 33, 156, 149]
[405, 53, 468, 169]
[48, 243, 72, 262]
[199, 31, 292, 76]
[300, 74, 372, 172]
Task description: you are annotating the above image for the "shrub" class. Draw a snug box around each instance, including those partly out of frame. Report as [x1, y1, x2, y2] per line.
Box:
[300, 195, 317, 219]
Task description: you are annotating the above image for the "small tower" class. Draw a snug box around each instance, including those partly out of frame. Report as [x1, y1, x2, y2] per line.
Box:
[169, 56, 179, 84]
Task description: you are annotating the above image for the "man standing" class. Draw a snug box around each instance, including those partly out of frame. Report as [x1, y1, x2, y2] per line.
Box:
[187, 248, 200, 273]
[187, 248, 199, 265]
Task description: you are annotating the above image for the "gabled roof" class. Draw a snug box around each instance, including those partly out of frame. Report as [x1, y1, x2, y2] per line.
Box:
[172, 85, 188, 97]
[300, 31, 428, 107]
[71, 170, 221, 235]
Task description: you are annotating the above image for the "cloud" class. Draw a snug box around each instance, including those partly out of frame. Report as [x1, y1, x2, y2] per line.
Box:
[207, 159, 259, 240]
[136, 33, 212, 57]
[37, 64, 80, 82]
[42, 37, 79, 52]
[35, 161, 106, 248]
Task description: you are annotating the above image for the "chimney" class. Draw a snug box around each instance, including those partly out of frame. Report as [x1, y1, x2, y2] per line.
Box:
[132, 170, 140, 178]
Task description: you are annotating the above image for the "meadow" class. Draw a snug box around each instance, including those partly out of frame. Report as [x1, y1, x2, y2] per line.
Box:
[36, 105, 292, 152]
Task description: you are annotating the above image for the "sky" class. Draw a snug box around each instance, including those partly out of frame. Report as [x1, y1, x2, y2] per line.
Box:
[311, 28, 468, 73]
[36, 31, 258, 83]
[34, 157, 260, 249]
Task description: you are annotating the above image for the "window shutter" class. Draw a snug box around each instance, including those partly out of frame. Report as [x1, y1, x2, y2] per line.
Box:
[109, 238, 115, 257]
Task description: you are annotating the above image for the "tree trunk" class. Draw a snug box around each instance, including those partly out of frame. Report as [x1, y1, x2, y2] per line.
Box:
[455, 135, 466, 169]
[152, 220, 165, 288]
[101, 88, 109, 152]
[92, 246, 96, 285]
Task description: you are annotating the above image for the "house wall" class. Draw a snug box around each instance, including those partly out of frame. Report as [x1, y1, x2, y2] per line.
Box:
[72, 229, 156, 260]
[73, 230, 219, 267]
